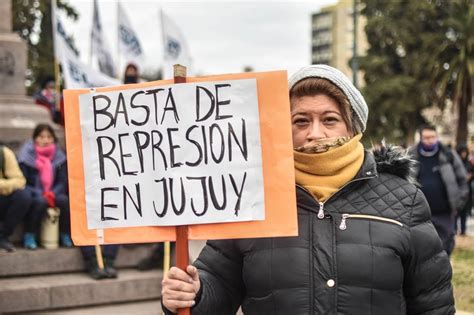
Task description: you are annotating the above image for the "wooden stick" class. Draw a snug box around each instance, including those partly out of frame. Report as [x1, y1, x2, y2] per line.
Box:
[163, 241, 170, 273]
[95, 244, 104, 269]
[173, 64, 190, 315]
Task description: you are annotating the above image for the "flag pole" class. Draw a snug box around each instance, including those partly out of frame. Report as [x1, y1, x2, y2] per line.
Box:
[51, 0, 61, 114]
[116, 1, 121, 80]
[173, 64, 190, 315]
[89, 1, 93, 66]
[160, 8, 166, 77]
[160, 7, 172, 274]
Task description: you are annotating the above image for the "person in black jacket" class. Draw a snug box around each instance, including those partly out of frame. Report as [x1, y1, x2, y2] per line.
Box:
[161, 65, 455, 315]
[408, 126, 468, 255]
[455, 144, 473, 235]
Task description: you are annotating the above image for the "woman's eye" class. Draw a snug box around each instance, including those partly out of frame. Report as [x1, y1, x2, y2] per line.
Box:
[293, 118, 309, 126]
[324, 117, 339, 124]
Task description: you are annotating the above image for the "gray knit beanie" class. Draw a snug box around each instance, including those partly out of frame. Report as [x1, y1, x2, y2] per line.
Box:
[288, 64, 368, 133]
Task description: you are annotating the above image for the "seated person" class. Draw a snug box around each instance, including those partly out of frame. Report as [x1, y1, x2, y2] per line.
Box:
[34, 77, 62, 124]
[0, 145, 31, 252]
[18, 124, 72, 249]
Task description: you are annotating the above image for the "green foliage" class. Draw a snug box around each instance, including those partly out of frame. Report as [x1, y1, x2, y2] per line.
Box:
[359, 0, 451, 144]
[431, 0, 473, 145]
[12, 0, 78, 94]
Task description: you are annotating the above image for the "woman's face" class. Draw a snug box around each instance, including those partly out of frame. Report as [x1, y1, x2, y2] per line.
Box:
[291, 94, 351, 148]
[35, 130, 54, 147]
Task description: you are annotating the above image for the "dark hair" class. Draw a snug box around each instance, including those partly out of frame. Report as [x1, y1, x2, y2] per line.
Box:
[124, 63, 138, 74]
[41, 76, 55, 89]
[32, 124, 57, 143]
[456, 143, 469, 155]
[418, 124, 437, 138]
[290, 77, 354, 134]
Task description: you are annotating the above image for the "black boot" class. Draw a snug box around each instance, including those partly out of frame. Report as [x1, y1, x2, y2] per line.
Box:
[0, 235, 15, 252]
[85, 258, 108, 280]
[104, 258, 118, 279]
[137, 244, 164, 271]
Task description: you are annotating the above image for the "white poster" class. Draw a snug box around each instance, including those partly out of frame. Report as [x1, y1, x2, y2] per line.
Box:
[79, 79, 265, 228]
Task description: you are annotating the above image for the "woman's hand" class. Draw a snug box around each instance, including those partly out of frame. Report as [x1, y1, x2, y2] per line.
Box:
[162, 265, 201, 313]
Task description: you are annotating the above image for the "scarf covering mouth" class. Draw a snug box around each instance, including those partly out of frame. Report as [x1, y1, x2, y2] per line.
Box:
[293, 134, 364, 202]
[294, 136, 352, 153]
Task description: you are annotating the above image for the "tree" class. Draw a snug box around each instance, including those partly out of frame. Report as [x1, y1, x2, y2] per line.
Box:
[431, 0, 473, 146]
[12, 0, 78, 94]
[359, 0, 451, 145]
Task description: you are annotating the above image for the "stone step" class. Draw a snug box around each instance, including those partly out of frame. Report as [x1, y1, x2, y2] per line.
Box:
[22, 299, 162, 314]
[0, 244, 160, 277]
[0, 269, 162, 314]
[0, 95, 36, 105]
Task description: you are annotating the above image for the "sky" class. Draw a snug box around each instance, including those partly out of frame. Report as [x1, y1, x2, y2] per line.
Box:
[62, 0, 337, 78]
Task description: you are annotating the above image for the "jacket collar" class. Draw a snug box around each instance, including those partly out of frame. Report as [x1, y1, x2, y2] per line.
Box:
[18, 139, 66, 169]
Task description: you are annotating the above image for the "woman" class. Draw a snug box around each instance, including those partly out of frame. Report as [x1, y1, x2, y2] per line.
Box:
[161, 65, 454, 314]
[19, 124, 72, 249]
[455, 144, 473, 235]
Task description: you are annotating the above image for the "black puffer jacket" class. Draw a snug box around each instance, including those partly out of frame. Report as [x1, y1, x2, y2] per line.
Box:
[188, 147, 455, 315]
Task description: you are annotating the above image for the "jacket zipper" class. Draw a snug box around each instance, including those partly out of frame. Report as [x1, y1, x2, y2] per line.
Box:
[339, 213, 404, 230]
[297, 172, 376, 220]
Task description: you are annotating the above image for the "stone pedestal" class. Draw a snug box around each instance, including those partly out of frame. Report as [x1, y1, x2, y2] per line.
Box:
[0, 95, 55, 151]
[0, 0, 63, 150]
[0, 33, 27, 95]
[0, 1, 12, 33]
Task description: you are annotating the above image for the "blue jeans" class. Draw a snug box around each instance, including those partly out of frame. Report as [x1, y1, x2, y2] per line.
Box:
[454, 211, 468, 235]
[24, 190, 70, 235]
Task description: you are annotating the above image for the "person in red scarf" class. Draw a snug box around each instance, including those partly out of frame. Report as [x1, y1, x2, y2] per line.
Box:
[18, 124, 72, 249]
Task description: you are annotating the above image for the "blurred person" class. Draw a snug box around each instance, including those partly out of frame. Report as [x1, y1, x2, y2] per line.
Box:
[455, 144, 473, 235]
[78, 63, 141, 277]
[0, 145, 31, 252]
[409, 125, 468, 255]
[121, 62, 169, 272]
[34, 77, 61, 123]
[18, 124, 72, 249]
[123, 63, 139, 84]
[80, 245, 119, 280]
[161, 65, 454, 314]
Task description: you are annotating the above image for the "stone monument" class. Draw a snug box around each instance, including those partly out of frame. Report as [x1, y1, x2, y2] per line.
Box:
[0, 0, 55, 150]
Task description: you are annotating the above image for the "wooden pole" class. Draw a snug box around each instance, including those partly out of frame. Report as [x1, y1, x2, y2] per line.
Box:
[95, 244, 104, 269]
[163, 241, 170, 273]
[173, 64, 190, 315]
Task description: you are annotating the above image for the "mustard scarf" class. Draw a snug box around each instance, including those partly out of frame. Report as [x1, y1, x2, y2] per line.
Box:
[294, 134, 364, 202]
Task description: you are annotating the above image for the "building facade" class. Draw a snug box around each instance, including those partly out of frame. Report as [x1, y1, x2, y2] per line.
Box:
[311, 0, 367, 85]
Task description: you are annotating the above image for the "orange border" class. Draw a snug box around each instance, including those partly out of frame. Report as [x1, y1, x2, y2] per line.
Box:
[64, 71, 297, 245]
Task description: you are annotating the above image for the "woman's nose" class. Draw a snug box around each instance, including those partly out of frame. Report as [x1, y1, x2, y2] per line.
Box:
[307, 123, 325, 140]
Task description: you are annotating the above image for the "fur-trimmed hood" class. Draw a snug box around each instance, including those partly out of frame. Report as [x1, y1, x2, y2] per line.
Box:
[372, 143, 418, 185]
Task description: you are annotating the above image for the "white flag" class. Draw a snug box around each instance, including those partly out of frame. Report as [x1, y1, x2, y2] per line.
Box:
[53, 13, 120, 89]
[61, 47, 121, 89]
[91, 0, 116, 77]
[118, 2, 144, 65]
[161, 10, 192, 79]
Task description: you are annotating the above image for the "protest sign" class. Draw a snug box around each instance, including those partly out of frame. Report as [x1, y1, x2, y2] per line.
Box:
[64, 71, 297, 244]
[80, 79, 264, 229]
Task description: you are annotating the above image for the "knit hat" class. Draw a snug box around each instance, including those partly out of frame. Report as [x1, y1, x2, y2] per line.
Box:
[288, 64, 368, 133]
